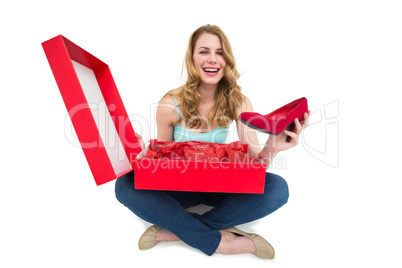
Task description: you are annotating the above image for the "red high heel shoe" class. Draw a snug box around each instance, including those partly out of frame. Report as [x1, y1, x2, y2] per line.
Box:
[238, 97, 308, 142]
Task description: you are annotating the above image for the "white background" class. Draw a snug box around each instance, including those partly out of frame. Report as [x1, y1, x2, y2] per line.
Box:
[1, 0, 401, 267]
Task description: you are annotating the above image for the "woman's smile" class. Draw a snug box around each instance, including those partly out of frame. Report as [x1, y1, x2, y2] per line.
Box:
[203, 67, 220, 76]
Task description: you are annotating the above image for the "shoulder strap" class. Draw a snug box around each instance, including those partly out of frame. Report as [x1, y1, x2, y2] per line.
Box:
[169, 93, 180, 121]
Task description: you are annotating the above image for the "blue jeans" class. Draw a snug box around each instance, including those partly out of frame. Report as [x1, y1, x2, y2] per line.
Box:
[115, 171, 289, 256]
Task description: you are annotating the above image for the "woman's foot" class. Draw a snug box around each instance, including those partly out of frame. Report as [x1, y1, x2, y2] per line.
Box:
[155, 228, 181, 242]
[216, 230, 256, 255]
[139, 226, 181, 250]
[138, 225, 161, 250]
[218, 227, 275, 259]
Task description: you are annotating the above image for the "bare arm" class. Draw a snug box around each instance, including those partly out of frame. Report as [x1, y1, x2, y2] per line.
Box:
[155, 96, 178, 142]
[235, 96, 261, 154]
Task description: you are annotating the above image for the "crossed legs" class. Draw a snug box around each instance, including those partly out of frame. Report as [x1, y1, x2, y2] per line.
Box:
[115, 171, 289, 256]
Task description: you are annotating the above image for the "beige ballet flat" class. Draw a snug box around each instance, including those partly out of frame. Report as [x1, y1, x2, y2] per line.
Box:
[221, 227, 275, 259]
[138, 225, 161, 250]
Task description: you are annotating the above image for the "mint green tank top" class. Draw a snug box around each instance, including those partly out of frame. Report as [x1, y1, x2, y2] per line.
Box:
[171, 95, 230, 143]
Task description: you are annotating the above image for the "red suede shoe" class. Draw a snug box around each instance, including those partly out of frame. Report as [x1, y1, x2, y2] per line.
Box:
[238, 97, 308, 140]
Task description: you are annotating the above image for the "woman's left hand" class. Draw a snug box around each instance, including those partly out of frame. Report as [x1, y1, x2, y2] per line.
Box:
[265, 111, 310, 153]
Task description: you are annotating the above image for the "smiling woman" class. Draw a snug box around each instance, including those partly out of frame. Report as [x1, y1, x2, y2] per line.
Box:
[115, 24, 309, 259]
[170, 24, 244, 131]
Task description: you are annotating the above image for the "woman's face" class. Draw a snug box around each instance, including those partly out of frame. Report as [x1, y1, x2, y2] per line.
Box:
[193, 33, 226, 87]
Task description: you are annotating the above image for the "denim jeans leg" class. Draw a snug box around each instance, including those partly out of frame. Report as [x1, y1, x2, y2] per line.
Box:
[191, 172, 289, 230]
[115, 171, 221, 256]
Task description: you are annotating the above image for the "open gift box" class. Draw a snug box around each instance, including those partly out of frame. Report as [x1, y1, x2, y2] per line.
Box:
[134, 140, 266, 193]
[42, 35, 267, 193]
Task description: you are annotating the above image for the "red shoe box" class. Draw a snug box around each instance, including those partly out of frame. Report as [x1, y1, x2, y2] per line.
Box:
[42, 35, 266, 193]
[134, 141, 266, 193]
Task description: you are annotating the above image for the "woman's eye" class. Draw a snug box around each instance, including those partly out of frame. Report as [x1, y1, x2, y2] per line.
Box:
[217, 52, 223, 55]
[200, 51, 208, 54]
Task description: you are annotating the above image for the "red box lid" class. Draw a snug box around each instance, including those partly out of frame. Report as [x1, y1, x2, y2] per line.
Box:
[42, 35, 142, 185]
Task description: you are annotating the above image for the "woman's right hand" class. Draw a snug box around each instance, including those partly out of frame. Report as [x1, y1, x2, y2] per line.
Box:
[134, 132, 145, 150]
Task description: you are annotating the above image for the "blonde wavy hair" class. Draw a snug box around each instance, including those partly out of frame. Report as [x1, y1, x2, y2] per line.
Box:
[166, 24, 245, 129]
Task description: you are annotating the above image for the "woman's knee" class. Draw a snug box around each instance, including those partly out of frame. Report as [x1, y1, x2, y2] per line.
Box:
[265, 172, 289, 207]
[115, 171, 171, 218]
[115, 171, 137, 205]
